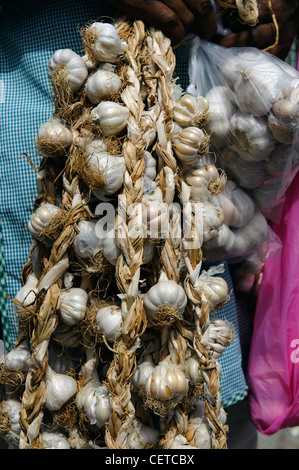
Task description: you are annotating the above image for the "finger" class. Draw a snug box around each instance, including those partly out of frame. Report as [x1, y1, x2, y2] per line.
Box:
[105, 0, 187, 44]
[183, 0, 217, 38]
[219, 22, 276, 49]
[160, 0, 195, 32]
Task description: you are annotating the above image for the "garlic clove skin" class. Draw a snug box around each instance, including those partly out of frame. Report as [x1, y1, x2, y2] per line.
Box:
[73, 220, 103, 259]
[45, 366, 77, 411]
[194, 267, 229, 309]
[85, 68, 122, 104]
[0, 399, 22, 448]
[91, 101, 129, 136]
[83, 22, 127, 64]
[4, 341, 30, 371]
[95, 305, 123, 341]
[59, 288, 88, 326]
[145, 358, 189, 402]
[47, 49, 88, 92]
[41, 431, 71, 449]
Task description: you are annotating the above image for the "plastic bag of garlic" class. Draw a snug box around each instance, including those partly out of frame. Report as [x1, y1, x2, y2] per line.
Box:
[187, 38, 299, 224]
[0, 18, 253, 450]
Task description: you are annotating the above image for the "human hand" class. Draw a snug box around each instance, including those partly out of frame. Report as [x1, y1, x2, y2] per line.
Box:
[104, 0, 217, 45]
[218, 0, 298, 59]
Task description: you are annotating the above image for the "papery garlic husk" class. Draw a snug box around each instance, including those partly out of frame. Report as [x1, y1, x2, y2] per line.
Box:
[85, 68, 122, 104]
[95, 304, 123, 341]
[27, 202, 61, 242]
[47, 49, 88, 92]
[82, 22, 127, 64]
[174, 94, 210, 127]
[4, 340, 30, 371]
[85, 152, 126, 198]
[0, 399, 22, 448]
[36, 117, 73, 157]
[208, 319, 233, 359]
[194, 264, 229, 309]
[143, 272, 187, 326]
[41, 431, 71, 449]
[220, 147, 267, 189]
[233, 61, 288, 116]
[213, 180, 255, 228]
[229, 112, 276, 161]
[205, 86, 236, 149]
[91, 101, 129, 136]
[76, 369, 111, 428]
[14, 272, 38, 312]
[185, 417, 212, 449]
[185, 354, 204, 386]
[59, 288, 88, 326]
[126, 419, 159, 449]
[131, 354, 155, 390]
[144, 357, 189, 403]
[173, 126, 209, 164]
[45, 366, 77, 411]
[73, 220, 103, 259]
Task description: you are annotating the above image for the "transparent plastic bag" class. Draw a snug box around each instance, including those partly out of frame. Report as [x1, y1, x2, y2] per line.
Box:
[187, 38, 299, 223]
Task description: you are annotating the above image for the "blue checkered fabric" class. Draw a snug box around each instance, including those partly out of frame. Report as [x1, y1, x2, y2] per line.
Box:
[0, 0, 249, 408]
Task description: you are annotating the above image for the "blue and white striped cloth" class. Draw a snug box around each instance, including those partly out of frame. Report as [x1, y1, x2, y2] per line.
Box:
[0, 0, 249, 408]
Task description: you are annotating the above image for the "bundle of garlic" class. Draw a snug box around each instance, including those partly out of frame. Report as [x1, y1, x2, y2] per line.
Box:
[187, 37, 299, 223]
[0, 19, 236, 450]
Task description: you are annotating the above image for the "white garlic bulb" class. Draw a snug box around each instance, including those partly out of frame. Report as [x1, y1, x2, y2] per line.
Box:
[126, 419, 159, 449]
[185, 417, 211, 449]
[205, 86, 236, 149]
[28, 202, 60, 241]
[47, 49, 88, 92]
[4, 341, 30, 371]
[141, 201, 168, 239]
[144, 357, 189, 402]
[193, 264, 228, 308]
[185, 355, 204, 385]
[168, 435, 197, 449]
[268, 112, 297, 144]
[45, 366, 77, 411]
[220, 147, 267, 189]
[37, 117, 73, 156]
[73, 220, 103, 259]
[234, 61, 287, 116]
[230, 112, 275, 161]
[184, 164, 218, 202]
[102, 230, 121, 265]
[83, 22, 127, 63]
[143, 272, 187, 325]
[203, 224, 236, 260]
[0, 399, 22, 447]
[85, 68, 122, 104]
[231, 209, 268, 257]
[14, 272, 38, 312]
[42, 431, 71, 449]
[95, 304, 123, 341]
[200, 201, 225, 243]
[173, 94, 209, 127]
[173, 126, 209, 164]
[131, 354, 155, 390]
[208, 319, 233, 358]
[213, 180, 255, 228]
[59, 288, 88, 326]
[91, 101, 129, 136]
[143, 150, 157, 193]
[87, 152, 126, 198]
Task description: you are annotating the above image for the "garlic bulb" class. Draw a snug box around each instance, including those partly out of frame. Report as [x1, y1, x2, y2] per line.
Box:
[168, 435, 197, 449]
[143, 150, 157, 193]
[185, 417, 211, 449]
[131, 354, 155, 390]
[205, 86, 236, 149]
[36, 117, 73, 156]
[73, 220, 103, 259]
[193, 264, 229, 308]
[144, 357, 189, 402]
[173, 126, 209, 164]
[233, 61, 287, 116]
[85, 68, 122, 104]
[142, 200, 169, 239]
[47, 49, 88, 92]
[208, 319, 233, 358]
[102, 230, 121, 265]
[83, 22, 127, 63]
[268, 113, 295, 144]
[28, 202, 60, 241]
[45, 366, 77, 411]
[140, 104, 160, 149]
[213, 180, 255, 228]
[184, 164, 219, 202]
[185, 355, 204, 385]
[229, 112, 275, 161]
[85, 137, 108, 154]
[95, 304, 123, 341]
[143, 272, 187, 325]
[91, 101, 129, 136]
[220, 147, 267, 189]
[126, 419, 159, 449]
[231, 209, 268, 257]
[200, 201, 225, 243]
[59, 288, 88, 326]
[4, 341, 30, 371]
[203, 224, 236, 260]
[0, 399, 22, 447]
[14, 272, 38, 311]
[86, 152, 126, 198]
[42, 431, 70, 449]
[173, 94, 209, 127]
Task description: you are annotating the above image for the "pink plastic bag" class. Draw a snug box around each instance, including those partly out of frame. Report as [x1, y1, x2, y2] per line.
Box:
[247, 170, 299, 435]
